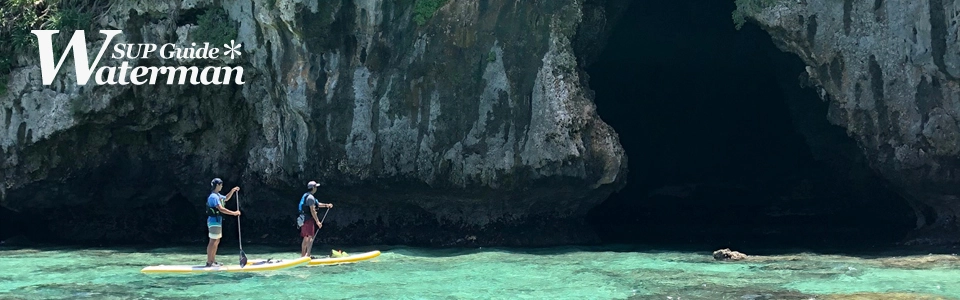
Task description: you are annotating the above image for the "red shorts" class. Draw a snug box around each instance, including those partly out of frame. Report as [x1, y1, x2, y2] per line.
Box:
[300, 220, 315, 238]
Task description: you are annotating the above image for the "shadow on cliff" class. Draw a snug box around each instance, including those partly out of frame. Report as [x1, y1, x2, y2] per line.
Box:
[582, 0, 918, 253]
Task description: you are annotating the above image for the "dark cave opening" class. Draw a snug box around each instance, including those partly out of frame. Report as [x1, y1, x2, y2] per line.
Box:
[0, 205, 24, 242]
[584, 0, 915, 251]
[0, 129, 210, 246]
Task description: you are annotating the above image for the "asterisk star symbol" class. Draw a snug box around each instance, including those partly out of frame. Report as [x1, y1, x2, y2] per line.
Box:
[223, 40, 242, 59]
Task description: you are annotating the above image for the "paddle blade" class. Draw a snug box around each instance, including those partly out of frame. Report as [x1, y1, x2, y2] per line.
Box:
[240, 250, 248, 268]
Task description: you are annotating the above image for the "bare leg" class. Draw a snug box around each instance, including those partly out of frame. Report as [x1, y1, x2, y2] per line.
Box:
[301, 237, 310, 257]
[207, 238, 220, 264]
[305, 236, 316, 257]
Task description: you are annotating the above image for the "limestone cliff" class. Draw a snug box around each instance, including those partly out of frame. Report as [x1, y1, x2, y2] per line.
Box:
[0, 0, 627, 245]
[743, 0, 960, 244]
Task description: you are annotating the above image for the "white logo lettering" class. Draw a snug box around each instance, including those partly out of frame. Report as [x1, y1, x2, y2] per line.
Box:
[30, 30, 245, 86]
[32, 30, 121, 85]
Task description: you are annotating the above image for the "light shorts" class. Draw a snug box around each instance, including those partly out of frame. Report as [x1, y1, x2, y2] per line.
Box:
[208, 220, 223, 239]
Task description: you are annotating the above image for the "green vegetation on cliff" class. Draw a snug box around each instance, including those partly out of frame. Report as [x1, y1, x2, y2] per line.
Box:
[192, 8, 237, 47]
[0, 0, 110, 95]
[732, 0, 779, 30]
[413, 0, 449, 26]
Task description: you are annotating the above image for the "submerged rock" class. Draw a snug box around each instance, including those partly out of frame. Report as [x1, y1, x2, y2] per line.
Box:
[875, 254, 960, 270]
[822, 292, 952, 300]
[740, 293, 776, 300]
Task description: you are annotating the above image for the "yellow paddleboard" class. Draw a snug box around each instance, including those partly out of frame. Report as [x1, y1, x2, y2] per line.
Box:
[309, 250, 380, 266]
[141, 256, 311, 274]
[247, 250, 381, 267]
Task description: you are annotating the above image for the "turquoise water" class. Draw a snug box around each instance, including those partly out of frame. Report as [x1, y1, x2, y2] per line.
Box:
[1, 245, 958, 299]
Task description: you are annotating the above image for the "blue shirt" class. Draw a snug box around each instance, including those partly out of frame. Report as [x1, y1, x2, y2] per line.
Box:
[207, 192, 225, 225]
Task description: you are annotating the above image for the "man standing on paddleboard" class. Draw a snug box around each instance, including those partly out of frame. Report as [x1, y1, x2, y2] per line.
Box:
[206, 178, 241, 267]
[301, 180, 332, 258]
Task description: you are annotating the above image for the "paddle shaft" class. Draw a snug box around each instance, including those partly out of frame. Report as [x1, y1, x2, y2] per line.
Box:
[237, 191, 247, 268]
[312, 207, 330, 240]
[237, 192, 243, 250]
[320, 206, 330, 223]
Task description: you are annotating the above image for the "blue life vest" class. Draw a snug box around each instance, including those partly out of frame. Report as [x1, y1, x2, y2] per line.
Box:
[298, 193, 310, 215]
[296, 193, 311, 228]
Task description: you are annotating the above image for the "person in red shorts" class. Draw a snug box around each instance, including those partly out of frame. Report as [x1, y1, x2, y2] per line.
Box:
[300, 181, 332, 258]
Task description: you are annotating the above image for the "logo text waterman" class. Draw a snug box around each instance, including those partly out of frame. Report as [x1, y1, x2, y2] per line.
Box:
[31, 30, 245, 86]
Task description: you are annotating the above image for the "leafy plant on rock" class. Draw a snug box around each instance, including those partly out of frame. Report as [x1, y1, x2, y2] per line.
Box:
[413, 0, 449, 26]
[193, 7, 237, 47]
[0, 0, 113, 95]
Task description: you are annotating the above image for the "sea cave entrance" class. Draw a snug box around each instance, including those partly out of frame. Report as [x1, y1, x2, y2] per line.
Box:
[584, 0, 915, 251]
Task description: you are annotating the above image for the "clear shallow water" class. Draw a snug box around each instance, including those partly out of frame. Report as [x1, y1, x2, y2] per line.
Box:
[0, 244, 958, 299]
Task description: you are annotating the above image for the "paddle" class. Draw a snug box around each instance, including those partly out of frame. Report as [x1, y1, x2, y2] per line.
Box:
[237, 191, 247, 268]
[313, 207, 330, 240]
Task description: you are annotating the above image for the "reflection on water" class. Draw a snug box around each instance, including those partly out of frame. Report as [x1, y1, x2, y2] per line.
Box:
[0, 245, 958, 299]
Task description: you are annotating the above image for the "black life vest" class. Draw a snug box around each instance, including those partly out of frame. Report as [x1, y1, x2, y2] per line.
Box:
[207, 193, 224, 217]
[207, 206, 222, 217]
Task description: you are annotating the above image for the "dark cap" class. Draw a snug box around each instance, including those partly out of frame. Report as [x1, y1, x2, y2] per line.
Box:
[211, 178, 223, 187]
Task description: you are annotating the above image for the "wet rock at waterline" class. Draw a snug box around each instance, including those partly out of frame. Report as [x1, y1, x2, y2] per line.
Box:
[713, 248, 748, 261]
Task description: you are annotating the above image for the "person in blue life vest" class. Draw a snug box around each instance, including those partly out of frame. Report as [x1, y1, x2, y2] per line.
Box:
[206, 178, 241, 267]
[300, 180, 333, 258]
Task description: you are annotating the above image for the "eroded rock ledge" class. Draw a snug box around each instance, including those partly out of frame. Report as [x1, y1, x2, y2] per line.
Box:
[744, 0, 960, 245]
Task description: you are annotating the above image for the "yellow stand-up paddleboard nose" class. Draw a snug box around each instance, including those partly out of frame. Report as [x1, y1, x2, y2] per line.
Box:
[244, 250, 381, 267]
[309, 250, 380, 266]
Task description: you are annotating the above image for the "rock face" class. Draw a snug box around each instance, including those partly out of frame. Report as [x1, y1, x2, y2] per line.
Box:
[0, 0, 627, 245]
[713, 248, 748, 261]
[744, 0, 960, 245]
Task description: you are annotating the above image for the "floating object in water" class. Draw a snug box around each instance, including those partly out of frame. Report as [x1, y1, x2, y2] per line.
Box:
[331, 249, 349, 258]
